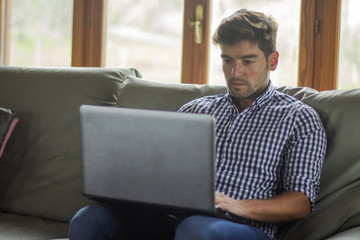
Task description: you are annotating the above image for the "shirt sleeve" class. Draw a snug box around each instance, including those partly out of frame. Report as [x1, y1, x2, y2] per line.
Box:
[177, 95, 224, 113]
[178, 100, 197, 113]
[282, 105, 327, 210]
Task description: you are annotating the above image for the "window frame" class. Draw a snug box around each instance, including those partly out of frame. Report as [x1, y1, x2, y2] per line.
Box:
[181, 0, 211, 84]
[298, 0, 341, 91]
[72, 0, 105, 67]
[0, 0, 11, 65]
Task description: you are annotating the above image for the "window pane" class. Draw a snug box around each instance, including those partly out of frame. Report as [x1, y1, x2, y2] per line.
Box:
[105, 0, 184, 83]
[209, 0, 301, 87]
[5, 0, 73, 66]
[338, 0, 360, 89]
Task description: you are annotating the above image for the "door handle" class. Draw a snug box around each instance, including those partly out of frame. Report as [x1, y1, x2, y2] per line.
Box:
[189, 4, 204, 44]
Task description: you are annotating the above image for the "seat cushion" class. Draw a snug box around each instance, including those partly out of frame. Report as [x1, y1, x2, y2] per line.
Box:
[327, 227, 360, 239]
[0, 212, 68, 240]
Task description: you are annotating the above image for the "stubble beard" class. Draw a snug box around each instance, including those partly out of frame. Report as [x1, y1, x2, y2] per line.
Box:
[228, 68, 270, 101]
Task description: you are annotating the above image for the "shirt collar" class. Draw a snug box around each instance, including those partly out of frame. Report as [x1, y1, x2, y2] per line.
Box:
[225, 80, 275, 112]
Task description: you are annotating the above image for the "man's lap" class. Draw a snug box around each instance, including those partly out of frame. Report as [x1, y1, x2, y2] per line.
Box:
[69, 203, 269, 240]
[69, 202, 177, 240]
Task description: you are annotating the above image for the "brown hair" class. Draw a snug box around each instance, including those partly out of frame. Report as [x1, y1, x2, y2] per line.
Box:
[212, 9, 278, 58]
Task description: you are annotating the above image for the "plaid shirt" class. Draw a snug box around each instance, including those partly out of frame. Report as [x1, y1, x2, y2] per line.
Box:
[178, 82, 327, 239]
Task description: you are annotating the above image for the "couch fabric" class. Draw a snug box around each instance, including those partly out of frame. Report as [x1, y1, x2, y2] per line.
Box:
[0, 66, 359, 239]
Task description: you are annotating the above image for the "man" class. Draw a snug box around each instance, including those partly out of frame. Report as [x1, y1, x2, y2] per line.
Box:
[69, 9, 326, 240]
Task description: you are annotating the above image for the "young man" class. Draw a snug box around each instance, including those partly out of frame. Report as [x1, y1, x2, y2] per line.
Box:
[69, 9, 326, 240]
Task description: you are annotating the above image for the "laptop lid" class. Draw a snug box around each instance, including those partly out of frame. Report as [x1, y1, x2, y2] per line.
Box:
[80, 105, 216, 213]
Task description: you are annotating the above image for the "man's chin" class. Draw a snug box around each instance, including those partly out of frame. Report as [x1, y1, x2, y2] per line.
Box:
[229, 90, 249, 100]
[229, 85, 249, 95]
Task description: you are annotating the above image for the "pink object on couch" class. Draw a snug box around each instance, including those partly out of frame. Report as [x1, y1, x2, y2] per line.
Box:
[0, 117, 19, 158]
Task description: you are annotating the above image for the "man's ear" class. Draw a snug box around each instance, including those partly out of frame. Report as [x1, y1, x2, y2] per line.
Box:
[269, 51, 279, 71]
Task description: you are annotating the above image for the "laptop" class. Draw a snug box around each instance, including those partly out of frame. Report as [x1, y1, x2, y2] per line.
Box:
[80, 105, 245, 222]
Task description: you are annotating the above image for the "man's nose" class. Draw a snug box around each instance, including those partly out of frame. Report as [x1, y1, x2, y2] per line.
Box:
[231, 62, 244, 78]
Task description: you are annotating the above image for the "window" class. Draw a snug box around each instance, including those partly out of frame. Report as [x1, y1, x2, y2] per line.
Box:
[338, 0, 360, 89]
[104, 0, 184, 83]
[0, 0, 354, 91]
[0, 0, 73, 66]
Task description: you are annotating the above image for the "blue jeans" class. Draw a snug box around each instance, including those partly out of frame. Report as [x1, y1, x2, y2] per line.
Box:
[69, 203, 178, 240]
[174, 215, 270, 240]
[69, 203, 270, 240]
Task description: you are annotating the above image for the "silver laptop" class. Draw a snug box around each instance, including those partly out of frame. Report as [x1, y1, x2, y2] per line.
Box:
[80, 105, 217, 214]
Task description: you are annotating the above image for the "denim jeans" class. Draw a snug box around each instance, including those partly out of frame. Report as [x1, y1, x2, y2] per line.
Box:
[69, 203, 270, 240]
[68, 203, 178, 240]
[175, 215, 270, 240]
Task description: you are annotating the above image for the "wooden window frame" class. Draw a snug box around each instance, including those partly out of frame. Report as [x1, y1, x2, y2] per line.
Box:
[0, 0, 11, 65]
[298, 0, 341, 91]
[72, 0, 105, 67]
[181, 0, 211, 84]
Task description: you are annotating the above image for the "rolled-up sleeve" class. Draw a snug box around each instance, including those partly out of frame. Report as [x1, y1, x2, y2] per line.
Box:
[282, 106, 327, 209]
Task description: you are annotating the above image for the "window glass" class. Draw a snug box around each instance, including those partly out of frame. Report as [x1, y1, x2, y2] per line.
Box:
[338, 0, 360, 89]
[208, 0, 301, 87]
[105, 0, 184, 83]
[3, 0, 73, 66]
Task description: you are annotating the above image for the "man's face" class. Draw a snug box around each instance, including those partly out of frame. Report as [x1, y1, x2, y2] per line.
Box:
[220, 40, 278, 104]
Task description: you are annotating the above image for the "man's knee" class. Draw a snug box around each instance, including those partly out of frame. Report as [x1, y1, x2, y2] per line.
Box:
[71, 204, 107, 225]
[175, 215, 223, 240]
[69, 203, 118, 240]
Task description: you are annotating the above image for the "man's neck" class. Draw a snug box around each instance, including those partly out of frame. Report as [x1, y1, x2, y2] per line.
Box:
[233, 99, 253, 113]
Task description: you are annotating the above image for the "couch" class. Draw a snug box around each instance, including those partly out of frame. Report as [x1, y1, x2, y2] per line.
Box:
[0, 66, 359, 239]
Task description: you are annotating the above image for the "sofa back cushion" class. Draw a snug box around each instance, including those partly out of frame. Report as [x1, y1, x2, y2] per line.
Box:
[0, 66, 140, 222]
[117, 75, 228, 110]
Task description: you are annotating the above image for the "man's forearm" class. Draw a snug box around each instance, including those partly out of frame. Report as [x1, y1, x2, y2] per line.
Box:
[215, 191, 311, 223]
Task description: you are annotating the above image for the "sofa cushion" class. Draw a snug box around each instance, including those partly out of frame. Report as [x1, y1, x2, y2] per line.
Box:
[117, 77, 319, 111]
[0, 66, 141, 223]
[0, 212, 68, 240]
[116, 75, 228, 111]
[0, 107, 19, 158]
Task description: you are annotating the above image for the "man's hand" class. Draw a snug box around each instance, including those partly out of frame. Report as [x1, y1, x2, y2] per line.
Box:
[216, 192, 247, 217]
[215, 191, 311, 223]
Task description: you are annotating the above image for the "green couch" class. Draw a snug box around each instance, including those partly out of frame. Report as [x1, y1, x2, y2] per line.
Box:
[0, 66, 359, 239]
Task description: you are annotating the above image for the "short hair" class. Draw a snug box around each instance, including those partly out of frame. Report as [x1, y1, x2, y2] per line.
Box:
[212, 9, 278, 58]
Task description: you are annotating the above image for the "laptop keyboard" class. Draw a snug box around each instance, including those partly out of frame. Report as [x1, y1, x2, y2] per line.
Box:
[215, 207, 248, 224]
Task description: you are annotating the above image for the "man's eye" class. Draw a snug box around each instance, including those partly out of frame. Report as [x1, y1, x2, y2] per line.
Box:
[244, 60, 254, 65]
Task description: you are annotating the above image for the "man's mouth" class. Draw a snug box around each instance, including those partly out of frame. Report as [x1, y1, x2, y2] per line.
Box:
[230, 80, 247, 88]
